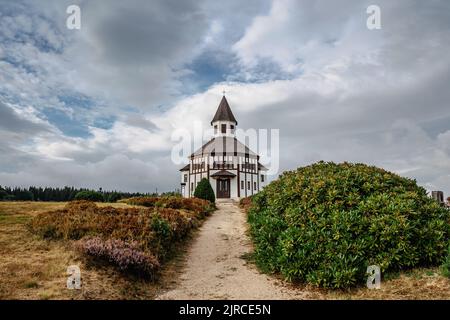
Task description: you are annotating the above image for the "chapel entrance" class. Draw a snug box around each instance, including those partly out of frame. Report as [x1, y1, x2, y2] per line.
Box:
[216, 179, 230, 198]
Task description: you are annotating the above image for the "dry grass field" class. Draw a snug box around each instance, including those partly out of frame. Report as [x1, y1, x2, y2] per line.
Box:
[0, 201, 449, 300]
[307, 267, 450, 299]
[0, 201, 181, 300]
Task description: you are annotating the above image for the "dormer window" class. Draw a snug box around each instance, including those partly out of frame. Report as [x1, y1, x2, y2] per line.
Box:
[221, 124, 226, 134]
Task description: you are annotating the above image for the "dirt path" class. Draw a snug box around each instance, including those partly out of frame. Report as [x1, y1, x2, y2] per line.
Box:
[157, 200, 309, 300]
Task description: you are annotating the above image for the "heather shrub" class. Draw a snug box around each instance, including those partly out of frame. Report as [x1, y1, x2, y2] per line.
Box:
[123, 196, 159, 207]
[194, 178, 215, 203]
[75, 237, 159, 277]
[124, 196, 214, 217]
[156, 197, 184, 209]
[247, 161, 450, 288]
[180, 197, 215, 216]
[239, 196, 253, 212]
[158, 208, 194, 238]
[29, 198, 216, 277]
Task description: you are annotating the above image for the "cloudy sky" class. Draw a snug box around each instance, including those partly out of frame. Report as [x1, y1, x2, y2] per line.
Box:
[1, 0, 450, 193]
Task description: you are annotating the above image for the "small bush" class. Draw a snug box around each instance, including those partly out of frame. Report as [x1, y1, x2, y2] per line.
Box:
[156, 197, 184, 209]
[74, 190, 104, 202]
[124, 196, 214, 216]
[105, 192, 121, 203]
[75, 237, 159, 277]
[123, 196, 159, 207]
[239, 196, 253, 212]
[181, 197, 216, 217]
[246, 161, 450, 288]
[194, 178, 215, 203]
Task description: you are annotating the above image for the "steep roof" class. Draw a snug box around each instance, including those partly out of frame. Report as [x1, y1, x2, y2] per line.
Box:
[190, 136, 258, 158]
[211, 96, 237, 125]
[179, 164, 190, 171]
[258, 163, 268, 171]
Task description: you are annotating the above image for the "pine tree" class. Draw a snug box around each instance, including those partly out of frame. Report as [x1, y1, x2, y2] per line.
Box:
[193, 178, 215, 203]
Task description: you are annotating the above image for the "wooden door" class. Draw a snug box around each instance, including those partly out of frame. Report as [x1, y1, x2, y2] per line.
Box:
[216, 179, 230, 198]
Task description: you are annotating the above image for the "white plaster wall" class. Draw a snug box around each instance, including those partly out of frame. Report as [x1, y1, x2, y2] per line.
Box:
[259, 171, 268, 190]
[212, 120, 236, 137]
[230, 177, 238, 198]
[209, 177, 217, 196]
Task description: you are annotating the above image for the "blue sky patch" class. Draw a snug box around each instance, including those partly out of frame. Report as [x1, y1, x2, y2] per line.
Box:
[58, 94, 94, 110]
[93, 116, 116, 130]
[180, 50, 238, 94]
[42, 108, 91, 138]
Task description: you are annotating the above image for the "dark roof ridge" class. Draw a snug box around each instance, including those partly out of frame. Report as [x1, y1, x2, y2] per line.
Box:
[211, 96, 237, 125]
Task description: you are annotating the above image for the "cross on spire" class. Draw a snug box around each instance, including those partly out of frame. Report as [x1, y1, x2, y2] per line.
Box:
[222, 90, 226, 96]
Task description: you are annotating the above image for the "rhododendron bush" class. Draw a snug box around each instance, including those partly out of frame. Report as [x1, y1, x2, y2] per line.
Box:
[245, 162, 450, 289]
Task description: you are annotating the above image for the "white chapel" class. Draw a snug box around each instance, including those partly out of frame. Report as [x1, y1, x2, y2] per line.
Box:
[180, 96, 268, 199]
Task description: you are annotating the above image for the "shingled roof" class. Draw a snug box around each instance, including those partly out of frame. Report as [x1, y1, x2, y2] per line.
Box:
[210, 170, 236, 178]
[190, 136, 258, 158]
[211, 96, 237, 125]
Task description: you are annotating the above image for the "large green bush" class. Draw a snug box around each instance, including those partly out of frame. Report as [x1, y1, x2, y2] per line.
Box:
[194, 178, 215, 203]
[247, 161, 450, 288]
[74, 190, 104, 202]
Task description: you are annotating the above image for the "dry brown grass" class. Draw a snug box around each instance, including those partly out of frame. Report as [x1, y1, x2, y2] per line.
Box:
[286, 268, 450, 300]
[331, 268, 450, 300]
[0, 201, 170, 300]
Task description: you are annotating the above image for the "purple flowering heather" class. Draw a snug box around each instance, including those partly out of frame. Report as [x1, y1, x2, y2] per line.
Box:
[76, 237, 160, 276]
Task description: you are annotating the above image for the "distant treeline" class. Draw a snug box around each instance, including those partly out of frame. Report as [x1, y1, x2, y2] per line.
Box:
[0, 186, 177, 202]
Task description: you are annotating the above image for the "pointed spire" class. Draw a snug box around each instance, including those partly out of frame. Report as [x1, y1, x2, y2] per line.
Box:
[211, 95, 237, 125]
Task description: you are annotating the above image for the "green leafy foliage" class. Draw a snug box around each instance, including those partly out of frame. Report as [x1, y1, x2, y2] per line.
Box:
[0, 185, 156, 202]
[442, 245, 450, 278]
[105, 192, 121, 203]
[246, 161, 450, 288]
[74, 190, 104, 202]
[194, 178, 215, 203]
[0, 188, 9, 200]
